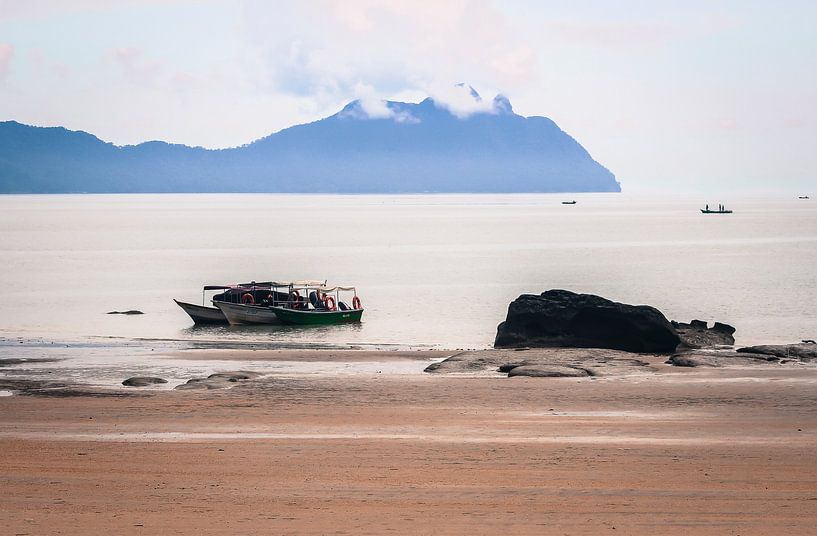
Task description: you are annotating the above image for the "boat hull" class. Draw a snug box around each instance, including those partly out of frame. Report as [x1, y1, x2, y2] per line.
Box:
[214, 301, 282, 325]
[174, 299, 228, 324]
[270, 306, 363, 325]
[700, 209, 732, 214]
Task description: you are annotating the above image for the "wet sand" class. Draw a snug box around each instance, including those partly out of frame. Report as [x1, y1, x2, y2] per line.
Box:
[2, 349, 817, 534]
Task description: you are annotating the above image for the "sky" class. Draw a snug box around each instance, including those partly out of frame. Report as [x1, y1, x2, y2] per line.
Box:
[0, 0, 815, 193]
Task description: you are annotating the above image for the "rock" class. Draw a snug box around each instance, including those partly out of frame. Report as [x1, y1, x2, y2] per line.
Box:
[507, 365, 590, 378]
[736, 344, 817, 361]
[423, 362, 443, 373]
[122, 376, 168, 387]
[494, 289, 680, 353]
[174, 370, 262, 390]
[425, 348, 652, 377]
[207, 371, 262, 382]
[665, 354, 710, 368]
[671, 320, 735, 349]
[665, 349, 796, 367]
[107, 310, 144, 315]
[713, 322, 736, 334]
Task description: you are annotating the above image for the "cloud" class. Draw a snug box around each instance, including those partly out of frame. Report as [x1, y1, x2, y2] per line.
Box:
[241, 0, 538, 107]
[109, 47, 165, 86]
[0, 43, 14, 80]
[0, 0, 194, 20]
[344, 82, 417, 122]
[28, 48, 72, 79]
[426, 82, 496, 117]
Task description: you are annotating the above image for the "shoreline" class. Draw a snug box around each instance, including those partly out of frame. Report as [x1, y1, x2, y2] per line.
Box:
[2, 352, 817, 534]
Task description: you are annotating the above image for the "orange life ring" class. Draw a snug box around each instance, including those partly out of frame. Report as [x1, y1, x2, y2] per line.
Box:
[352, 296, 361, 310]
[324, 295, 336, 311]
[242, 293, 255, 305]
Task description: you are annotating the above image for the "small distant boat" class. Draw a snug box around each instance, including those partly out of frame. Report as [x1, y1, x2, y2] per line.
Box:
[561, 200, 577, 205]
[270, 285, 364, 325]
[701, 204, 732, 214]
[175, 282, 281, 325]
[799, 195, 810, 199]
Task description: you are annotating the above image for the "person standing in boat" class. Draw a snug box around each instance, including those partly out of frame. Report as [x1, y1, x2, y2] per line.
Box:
[706, 204, 709, 211]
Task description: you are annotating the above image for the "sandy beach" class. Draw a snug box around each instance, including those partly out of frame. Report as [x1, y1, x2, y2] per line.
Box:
[2, 348, 817, 535]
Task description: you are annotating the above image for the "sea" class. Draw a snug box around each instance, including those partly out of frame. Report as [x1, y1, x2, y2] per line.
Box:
[1, 193, 815, 351]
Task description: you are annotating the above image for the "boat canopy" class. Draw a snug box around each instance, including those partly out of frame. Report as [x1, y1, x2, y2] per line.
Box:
[203, 282, 274, 291]
[273, 280, 327, 287]
[203, 280, 328, 291]
[318, 286, 357, 292]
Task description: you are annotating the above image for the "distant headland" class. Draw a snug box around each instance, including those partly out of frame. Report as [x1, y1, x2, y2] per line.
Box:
[0, 88, 619, 194]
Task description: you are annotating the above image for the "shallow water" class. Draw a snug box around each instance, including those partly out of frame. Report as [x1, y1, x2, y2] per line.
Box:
[1, 193, 815, 348]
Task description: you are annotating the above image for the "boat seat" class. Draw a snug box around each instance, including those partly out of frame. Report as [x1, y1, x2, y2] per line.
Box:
[309, 291, 326, 310]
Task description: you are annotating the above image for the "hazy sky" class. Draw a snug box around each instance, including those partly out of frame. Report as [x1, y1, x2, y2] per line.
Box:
[1, 0, 815, 193]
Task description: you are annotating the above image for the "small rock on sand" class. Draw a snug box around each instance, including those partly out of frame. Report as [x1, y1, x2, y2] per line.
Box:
[174, 371, 262, 390]
[507, 365, 590, 378]
[122, 377, 168, 387]
[665, 355, 708, 368]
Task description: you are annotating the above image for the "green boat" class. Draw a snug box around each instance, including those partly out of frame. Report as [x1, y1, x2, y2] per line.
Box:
[269, 285, 364, 325]
[270, 305, 364, 325]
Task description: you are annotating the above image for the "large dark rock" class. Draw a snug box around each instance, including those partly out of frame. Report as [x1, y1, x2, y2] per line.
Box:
[671, 320, 735, 348]
[494, 289, 680, 353]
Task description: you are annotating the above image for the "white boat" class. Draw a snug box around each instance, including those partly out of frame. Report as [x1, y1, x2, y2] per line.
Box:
[215, 301, 283, 325]
[213, 280, 327, 325]
[174, 299, 228, 324]
[175, 282, 286, 325]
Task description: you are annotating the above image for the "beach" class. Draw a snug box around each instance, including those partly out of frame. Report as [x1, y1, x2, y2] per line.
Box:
[2, 348, 817, 535]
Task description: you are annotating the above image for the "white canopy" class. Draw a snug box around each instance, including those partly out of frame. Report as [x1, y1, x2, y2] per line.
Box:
[265, 280, 327, 287]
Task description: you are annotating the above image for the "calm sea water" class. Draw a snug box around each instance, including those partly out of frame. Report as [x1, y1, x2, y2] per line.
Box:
[1, 193, 815, 349]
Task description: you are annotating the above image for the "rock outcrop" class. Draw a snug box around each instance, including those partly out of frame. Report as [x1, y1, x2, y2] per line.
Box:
[174, 371, 263, 390]
[494, 290, 680, 353]
[664, 351, 779, 368]
[671, 320, 735, 349]
[424, 348, 652, 377]
[122, 377, 168, 387]
[736, 343, 817, 361]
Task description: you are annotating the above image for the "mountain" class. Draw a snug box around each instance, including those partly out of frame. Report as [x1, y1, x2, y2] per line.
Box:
[0, 92, 619, 193]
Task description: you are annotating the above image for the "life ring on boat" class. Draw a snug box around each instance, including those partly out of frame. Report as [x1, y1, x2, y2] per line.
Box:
[352, 296, 361, 310]
[323, 296, 336, 311]
[241, 293, 255, 305]
[288, 290, 301, 309]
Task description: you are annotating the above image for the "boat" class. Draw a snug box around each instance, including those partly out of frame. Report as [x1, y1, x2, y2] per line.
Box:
[799, 195, 810, 199]
[215, 300, 283, 325]
[175, 282, 282, 325]
[213, 280, 327, 325]
[270, 285, 364, 325]
[700, 208, 733, 214]
[174, 299, 227, 324]
[561, 200, 577, 205]
[701, 203, 732, 214]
